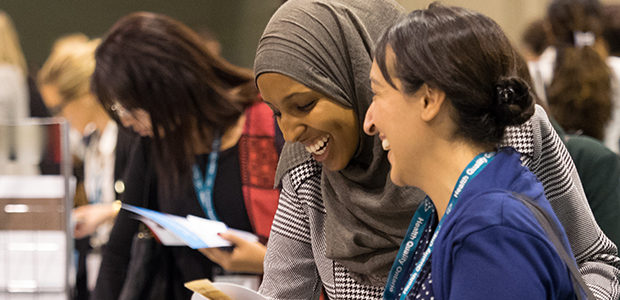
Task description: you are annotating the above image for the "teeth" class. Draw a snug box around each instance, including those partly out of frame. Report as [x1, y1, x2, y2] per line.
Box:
[305, 135, 330, 155]
[382, 139, 390, 151]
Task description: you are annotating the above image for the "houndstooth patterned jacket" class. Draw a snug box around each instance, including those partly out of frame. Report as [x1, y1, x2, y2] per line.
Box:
[258, 106, 620, 300]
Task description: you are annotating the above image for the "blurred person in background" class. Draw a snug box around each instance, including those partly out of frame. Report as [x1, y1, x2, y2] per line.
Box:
[530, 0, 620, 153]
[90, 12, 281, 300]
[522, 2, 620, 251]
[521, 19, 549, 62]
[37, 33, 137, 300]
[0, 10, 29, 122]
[0, 10, 33, 174]
[0, 10, 56, 177]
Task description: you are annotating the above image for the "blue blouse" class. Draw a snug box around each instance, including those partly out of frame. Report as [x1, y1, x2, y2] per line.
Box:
[402, 148, 577, 300]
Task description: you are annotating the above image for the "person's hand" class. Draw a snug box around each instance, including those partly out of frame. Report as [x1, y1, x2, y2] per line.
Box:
[198, 231, 266, 273]
[72, 203, 118, 239]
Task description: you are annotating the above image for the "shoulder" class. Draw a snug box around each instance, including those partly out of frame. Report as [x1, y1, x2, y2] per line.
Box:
[286, 158, 322, 192]
[606, 56, 620, 74]
[565, 134, 619, 163]
[500, 106, 552, 164]
[0, 64, 23, 79]
[444, 191, 547, 244]
[278, 158, 324, 213]
[0, 64, 27, 96]
[434, 192, 575, 300]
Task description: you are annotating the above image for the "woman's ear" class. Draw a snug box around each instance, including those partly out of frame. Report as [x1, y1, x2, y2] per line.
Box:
[420, 84, 446, 121]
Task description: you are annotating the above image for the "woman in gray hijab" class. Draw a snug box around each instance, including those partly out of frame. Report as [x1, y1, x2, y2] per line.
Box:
[255, 0, 620, 299]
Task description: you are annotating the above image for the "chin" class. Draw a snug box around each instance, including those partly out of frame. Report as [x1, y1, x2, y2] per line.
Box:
[323, 162, 346, 172]
[389, 171, 407, 187]
[322, 157, 349, 172]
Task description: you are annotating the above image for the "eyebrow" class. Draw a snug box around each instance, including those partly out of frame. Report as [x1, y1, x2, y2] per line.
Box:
[281, 91, 316, 104]
[369, 76, 381, 86]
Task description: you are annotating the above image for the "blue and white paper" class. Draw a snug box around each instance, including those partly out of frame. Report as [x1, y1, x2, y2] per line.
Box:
[123, 204, 258, 249]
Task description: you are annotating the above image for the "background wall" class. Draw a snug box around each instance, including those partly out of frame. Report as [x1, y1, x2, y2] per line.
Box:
[2, 0, 620, 73]
[1, 0, 282, 71]
[397, 0, 620, 53]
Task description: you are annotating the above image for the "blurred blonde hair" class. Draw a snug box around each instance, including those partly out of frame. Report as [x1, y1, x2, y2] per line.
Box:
[38, 33, 101, 102]
[0, 10, 27, 75]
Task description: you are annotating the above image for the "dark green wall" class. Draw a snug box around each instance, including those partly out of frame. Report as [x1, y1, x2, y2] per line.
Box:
[1, 0, 281, 71]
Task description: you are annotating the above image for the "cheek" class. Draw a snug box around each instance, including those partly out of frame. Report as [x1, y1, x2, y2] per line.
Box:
[118, 114, 135, 128]
[133, 111, 153, 129]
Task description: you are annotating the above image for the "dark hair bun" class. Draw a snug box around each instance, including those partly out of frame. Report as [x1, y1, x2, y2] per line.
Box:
[493, 77, 535, 126]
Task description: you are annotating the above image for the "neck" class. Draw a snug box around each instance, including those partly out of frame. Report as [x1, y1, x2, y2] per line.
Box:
[92, 108, 111, 133]
[419, 140, 487, 220]
[192, 114, 246, 154]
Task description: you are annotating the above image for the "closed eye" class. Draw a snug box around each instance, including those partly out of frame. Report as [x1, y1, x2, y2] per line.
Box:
[297, 99, 317, 111]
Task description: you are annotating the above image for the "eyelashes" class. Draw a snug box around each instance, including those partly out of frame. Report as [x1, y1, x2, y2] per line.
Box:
[297, 99, 317, 111]
[268, 97, 320, 119]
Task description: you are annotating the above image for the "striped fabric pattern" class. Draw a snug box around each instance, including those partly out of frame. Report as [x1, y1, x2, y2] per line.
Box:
[259, 106, 620, 300]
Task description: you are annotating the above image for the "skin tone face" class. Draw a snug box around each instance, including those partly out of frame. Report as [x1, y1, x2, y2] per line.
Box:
[364, 54, 427, 186]
[39, 84, 63, 108]
[364, 47, 487, 219]
[40, 84, 109, 135]
[111, 102, 154, 137]
[257, 73, 359, 171]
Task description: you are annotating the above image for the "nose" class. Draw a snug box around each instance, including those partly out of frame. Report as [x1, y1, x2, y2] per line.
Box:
[277, 114, 305, 143]
[363, 102, 378, 136]
[118, 113, 136, 129]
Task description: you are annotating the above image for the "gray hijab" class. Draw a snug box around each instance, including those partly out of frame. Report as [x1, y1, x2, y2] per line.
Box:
[254, 0, 426, 286]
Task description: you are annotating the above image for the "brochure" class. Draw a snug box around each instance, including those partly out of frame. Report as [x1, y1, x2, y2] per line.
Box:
[122, 204, 258, 249]
[186, 278, 267, 300]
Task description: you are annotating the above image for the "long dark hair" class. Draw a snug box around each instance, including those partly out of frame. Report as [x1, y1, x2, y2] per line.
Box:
[92, 12, 258, 186]
[546, 0, 612, 140]
[374, 3, 534, 149]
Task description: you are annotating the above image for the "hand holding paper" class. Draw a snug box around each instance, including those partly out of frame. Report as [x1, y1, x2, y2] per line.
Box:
[121, 204, 258, 249]
[199, 231, 266, 273]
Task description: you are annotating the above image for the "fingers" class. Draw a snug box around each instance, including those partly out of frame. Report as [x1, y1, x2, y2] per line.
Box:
[73, 221, 94, 238]
[199, 247, 232, 269]
[217, 232, 247, 245]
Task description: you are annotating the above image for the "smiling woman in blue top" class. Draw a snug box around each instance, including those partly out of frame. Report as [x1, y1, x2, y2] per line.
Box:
[364, 4, 581, 299]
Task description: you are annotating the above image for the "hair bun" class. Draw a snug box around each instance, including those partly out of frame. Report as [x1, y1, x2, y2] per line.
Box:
[493, 77, 535, 126]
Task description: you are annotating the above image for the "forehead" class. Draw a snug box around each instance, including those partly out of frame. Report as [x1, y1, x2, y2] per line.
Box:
[382, 46, 399, 78]
[371, 46, 402, 90]
[257, 73, 314, 102]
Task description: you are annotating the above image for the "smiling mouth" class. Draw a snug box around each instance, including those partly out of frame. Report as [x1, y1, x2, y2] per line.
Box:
[305, 135, 330, 155]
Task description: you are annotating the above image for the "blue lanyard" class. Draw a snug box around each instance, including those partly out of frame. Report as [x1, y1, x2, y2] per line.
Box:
[192, 134, 222, 221]
[384, 152, 496, 300]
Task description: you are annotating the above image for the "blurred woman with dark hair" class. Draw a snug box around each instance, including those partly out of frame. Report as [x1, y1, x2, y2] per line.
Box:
[91, 12, 281, 299]
[531, 0, 620, 152]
